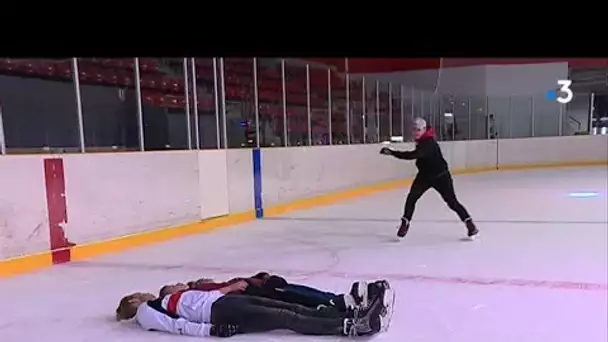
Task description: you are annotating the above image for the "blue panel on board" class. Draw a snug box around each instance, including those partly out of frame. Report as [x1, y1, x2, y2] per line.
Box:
[568, 192, 599, 198]
[252, 148, 264, 218]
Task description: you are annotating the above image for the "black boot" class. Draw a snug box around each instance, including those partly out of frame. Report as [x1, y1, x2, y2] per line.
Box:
[343, 295, 385, 336]
[464, 218, 479, 239]
[350, 280, 391, 308]
[367, 280, 392, 316]
[397, 218, 410, 237]
[349, 281, 368, 307]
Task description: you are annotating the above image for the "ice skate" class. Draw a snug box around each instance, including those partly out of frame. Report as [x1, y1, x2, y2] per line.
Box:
[343, 293, 386, 336]
[397, 218, 410, 238]
[348, 280, 386, 315]
[464, 218, 479, 240]
[366, 280, 395, 331]
[350, 280, 391, 310]
[370, 281, 393, 315]
[349, 281, 369, 309]
[345, 280, 386, 318]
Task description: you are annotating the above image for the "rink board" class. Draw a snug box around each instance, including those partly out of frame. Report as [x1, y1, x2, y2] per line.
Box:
[0, 135, 606, 276]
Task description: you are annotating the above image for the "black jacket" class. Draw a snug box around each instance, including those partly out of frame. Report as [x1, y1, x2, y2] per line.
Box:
[387, 135, 449, 179]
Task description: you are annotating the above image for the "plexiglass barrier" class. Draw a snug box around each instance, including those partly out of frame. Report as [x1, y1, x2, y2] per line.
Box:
[0, 58, 598, 154]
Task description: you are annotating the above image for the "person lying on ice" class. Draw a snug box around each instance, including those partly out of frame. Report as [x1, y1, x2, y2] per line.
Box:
[171, 271, 389, 314]
[115, 278, 392, 338]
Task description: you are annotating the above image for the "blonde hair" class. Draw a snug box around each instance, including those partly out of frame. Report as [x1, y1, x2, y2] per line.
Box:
[115, 294, 140, 321]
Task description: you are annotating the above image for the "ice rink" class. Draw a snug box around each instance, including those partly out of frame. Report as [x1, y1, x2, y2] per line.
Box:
[1, 166, 607, 342]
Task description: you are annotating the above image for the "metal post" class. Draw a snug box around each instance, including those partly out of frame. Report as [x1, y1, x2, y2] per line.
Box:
[400, 85, 405, 137]
[219, 58, 228, 149]
[436, 96, 440, 135]
[467, 96, 472, 140]
[0, 105, 6, 155]
[183, 58, 192, 150]
[190, 58, 200, 149]
[436, 95, 441, 140]
[439, 97, 443, 139]
[589, 92, 595, 133]
[345, 59, 351, 144]
[421, 92, 424, 121]
[485, 96, 489, 139]
[430, 95, 435, 133]
[375, 80, 380, 142]
[410, 87, 415, 119]
[212, 58, 221, 149]
[134, 58, 145, 151]
[558, 104, 563, 136]
[508, 97, 513, 138]
[451, 102, 455, 141]
[531, 96, 535, 137]
[281, 59, 288, 147]
[388, 82, 393, 137]
[253, 58, 260, 148]
[306, 64, 312, 146]
[71, 58, 86, 152]
[362, 76, 366, 143]
[327, 68, 332, 145]
[433, 96, 436, 130]
[429, 94, 433, 129]
[431, 95, 435, 129]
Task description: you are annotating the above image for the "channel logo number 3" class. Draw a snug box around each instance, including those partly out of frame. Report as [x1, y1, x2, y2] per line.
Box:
[556, 80, 573, 104]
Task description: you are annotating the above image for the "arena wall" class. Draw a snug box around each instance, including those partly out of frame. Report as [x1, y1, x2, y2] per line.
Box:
[1, 135, 606, 276]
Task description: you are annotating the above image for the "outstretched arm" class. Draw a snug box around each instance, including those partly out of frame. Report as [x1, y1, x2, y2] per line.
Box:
[157, 317, 238, 337]
[380, 146, 427, 160]
[166, 318, 215, 337]
[137, 304, 213, 336]
[137, 304, 238, 337]
[390, 149, 419, 160]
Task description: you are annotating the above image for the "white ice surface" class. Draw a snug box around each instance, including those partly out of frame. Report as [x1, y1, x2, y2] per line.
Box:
[0, 167, 606, 342]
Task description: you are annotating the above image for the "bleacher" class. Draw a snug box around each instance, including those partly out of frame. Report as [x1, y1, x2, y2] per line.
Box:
[0, 59, 370, 146]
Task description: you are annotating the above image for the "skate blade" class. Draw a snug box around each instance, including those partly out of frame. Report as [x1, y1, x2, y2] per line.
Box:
[357, 281, 369, 309]
[461, 234, 479, 242]
[348, 325, 358, 337]
[380, 288, 396, 332]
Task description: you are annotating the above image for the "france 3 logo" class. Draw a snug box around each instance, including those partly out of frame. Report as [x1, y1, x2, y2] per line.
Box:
[546, 80, 573, 104]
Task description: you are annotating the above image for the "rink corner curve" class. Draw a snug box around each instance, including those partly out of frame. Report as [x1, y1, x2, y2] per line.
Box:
[0, 140, 606, 278]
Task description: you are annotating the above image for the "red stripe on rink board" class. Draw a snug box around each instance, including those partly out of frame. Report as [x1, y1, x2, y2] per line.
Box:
[43, 158, 73, 264]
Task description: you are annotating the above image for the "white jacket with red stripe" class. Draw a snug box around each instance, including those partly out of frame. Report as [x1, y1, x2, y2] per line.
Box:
[136, 290, 224, 337]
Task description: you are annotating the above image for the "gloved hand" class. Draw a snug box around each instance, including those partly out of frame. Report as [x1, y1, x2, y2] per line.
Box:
[210, 324, 240, 337]
[380, 147, 393, 155]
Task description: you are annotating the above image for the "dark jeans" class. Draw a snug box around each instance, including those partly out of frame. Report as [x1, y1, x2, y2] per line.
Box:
[210, 294, 346, 335]
[244, 282, 343, 310]
[403, 172, 471, 221]
[283, 284, 341, 307]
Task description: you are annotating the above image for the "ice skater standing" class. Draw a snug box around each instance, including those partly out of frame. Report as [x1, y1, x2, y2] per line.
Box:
[380, 118, 479, 239]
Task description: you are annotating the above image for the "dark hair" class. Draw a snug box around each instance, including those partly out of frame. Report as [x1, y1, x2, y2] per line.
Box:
[158, 285, 172, 297]
[253, 272, 270, 280]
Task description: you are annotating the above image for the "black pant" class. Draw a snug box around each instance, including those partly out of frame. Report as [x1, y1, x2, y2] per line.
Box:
[244, 284, 345, 311]
[403, 172, 471, 221]
[211, 294, 346, 335]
